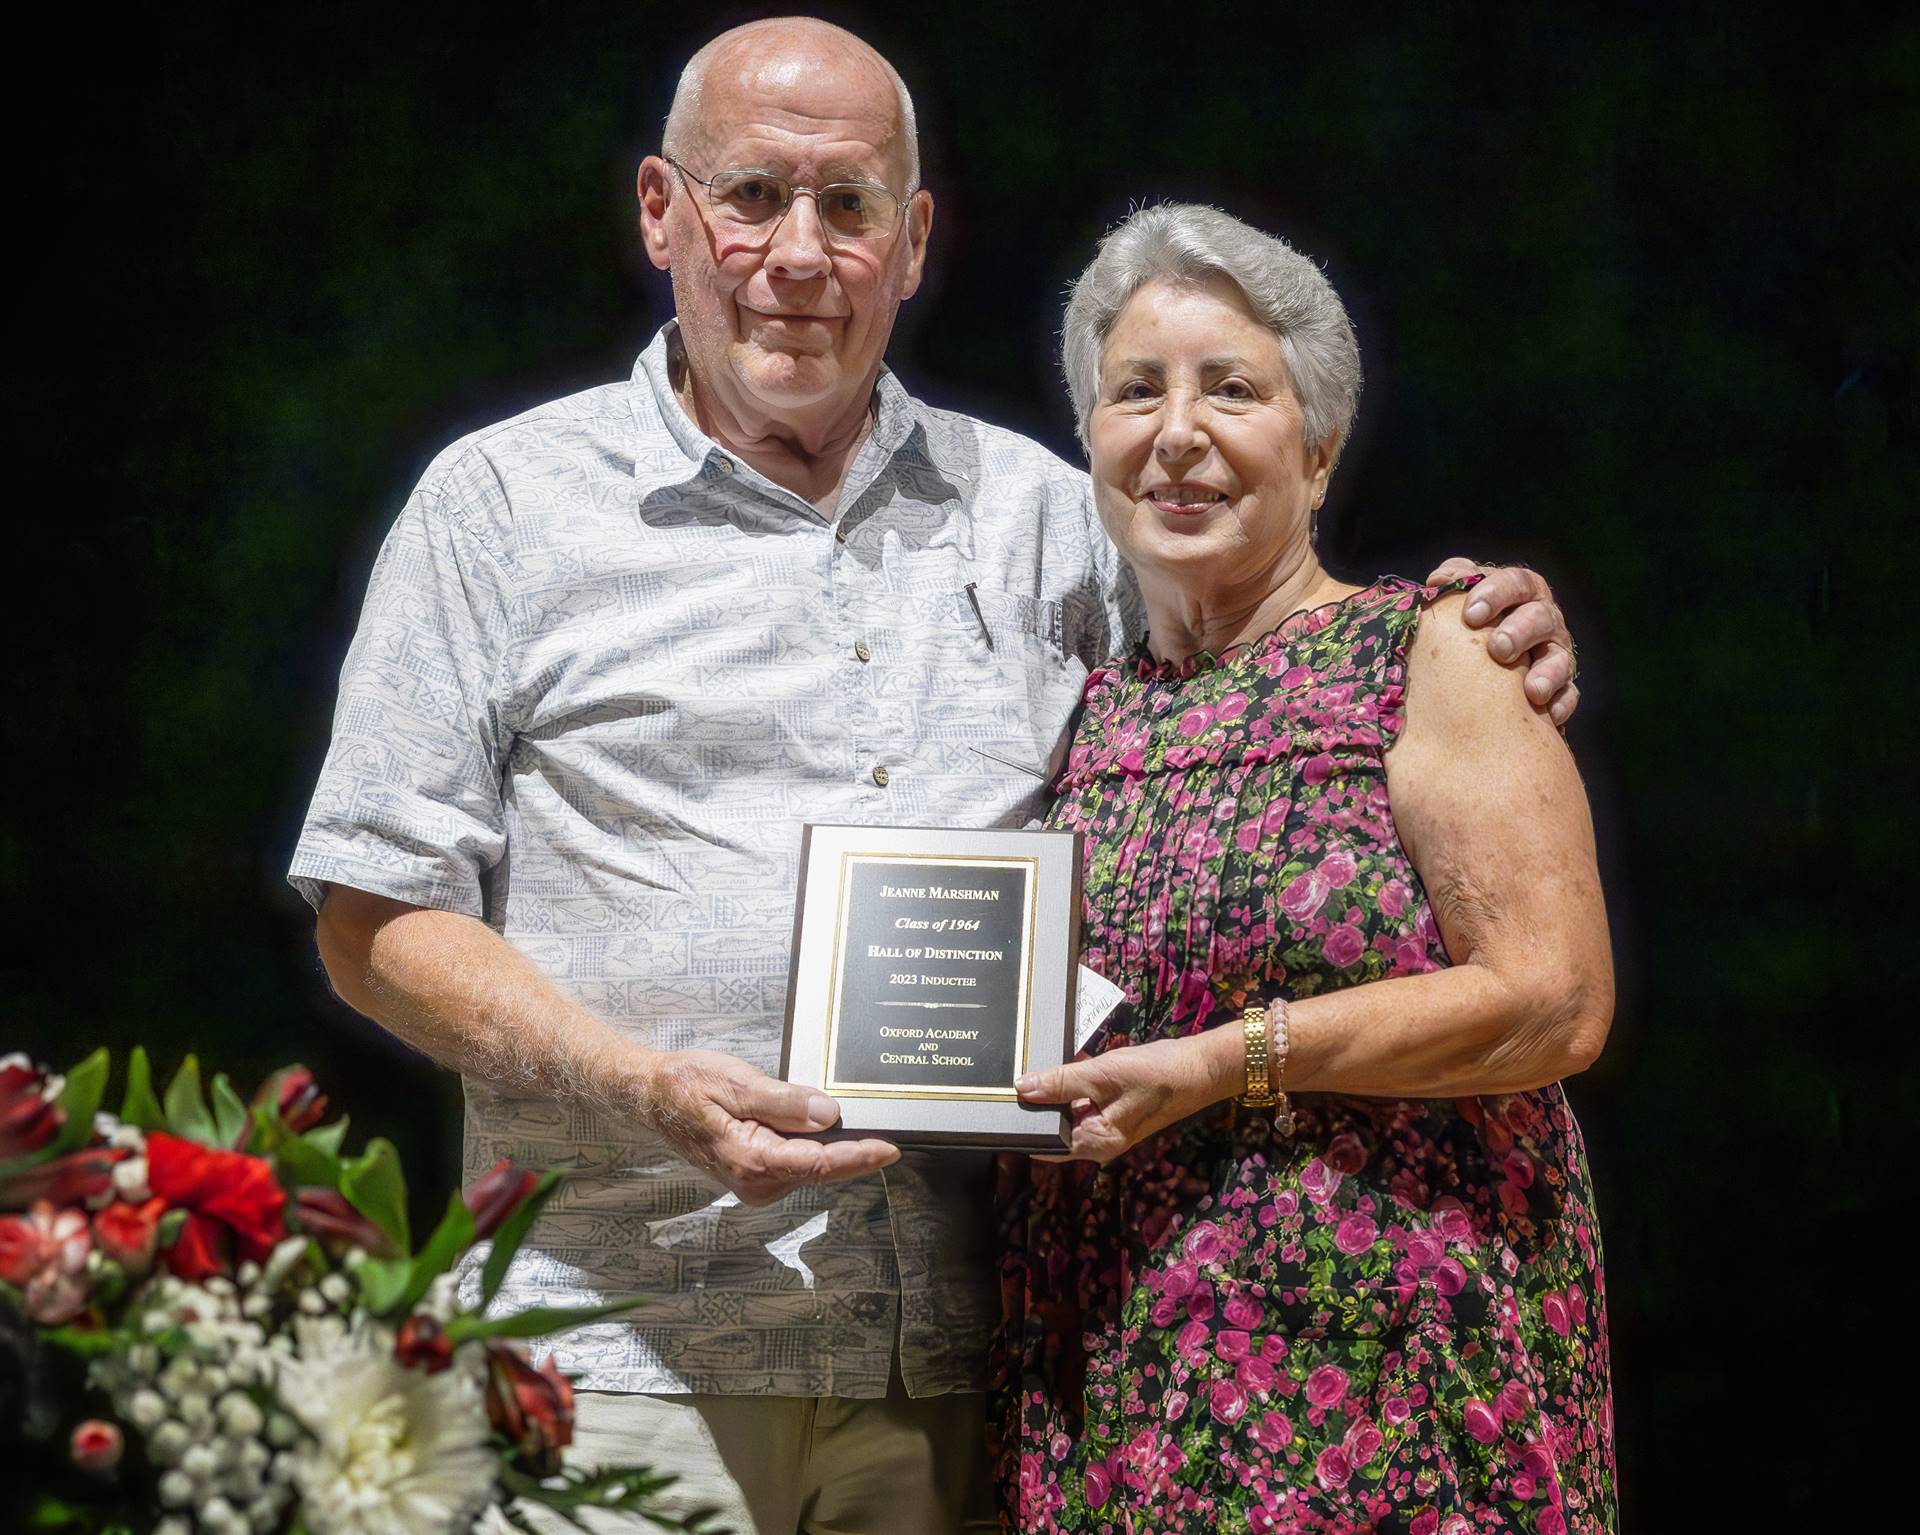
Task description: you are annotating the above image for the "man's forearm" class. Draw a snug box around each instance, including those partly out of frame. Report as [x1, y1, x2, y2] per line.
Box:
[316, 890, 658, 1122]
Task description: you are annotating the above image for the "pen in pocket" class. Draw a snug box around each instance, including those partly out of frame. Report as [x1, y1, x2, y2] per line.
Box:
[969, 743, 1047, 778]
[962, 581, 994, 650]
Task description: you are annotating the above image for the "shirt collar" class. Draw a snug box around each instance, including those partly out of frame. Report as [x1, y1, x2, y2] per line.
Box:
[630, 320, 922, 485]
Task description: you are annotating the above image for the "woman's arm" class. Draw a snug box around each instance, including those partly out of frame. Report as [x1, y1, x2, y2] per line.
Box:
[1016, 593, 1612, 1161]
[1285, 591, 1613, 1096]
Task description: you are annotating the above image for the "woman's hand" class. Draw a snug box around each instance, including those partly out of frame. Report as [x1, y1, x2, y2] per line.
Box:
[1015, 1031, 1239, 1165]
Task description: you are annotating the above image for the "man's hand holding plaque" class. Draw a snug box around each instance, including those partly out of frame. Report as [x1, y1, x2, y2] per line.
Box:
[781, 824, 1083, 1150]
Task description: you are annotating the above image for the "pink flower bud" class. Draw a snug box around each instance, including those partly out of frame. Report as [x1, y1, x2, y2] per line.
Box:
[0, 1147, 119, 1211]
[484, 1338, 574, 1477]
[256, 1066, 329, 1137]
[463, 1160, 540, 1240]
[0, 1056, 65, 1160]
[293, 1187, 395, 1257]
[396, 1312, 454, 1374]
[70, 1419, 123, 1473]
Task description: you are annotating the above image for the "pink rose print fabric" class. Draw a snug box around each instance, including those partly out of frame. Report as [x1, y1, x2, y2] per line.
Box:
[991, 579, 1615, 1534]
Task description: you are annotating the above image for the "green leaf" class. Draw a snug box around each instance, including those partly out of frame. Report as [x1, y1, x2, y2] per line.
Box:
[500, 1461, 727, 1533]
[210, 1074, 250, 1149]
[47, 1048, 110, 1154]
[24, 1493, 86, 1530]
[481, 1170, 562, 1305]
[163, 1055, 218, 1146]
[41, 1324, 130, 1359]
[156, 1208, 187, 1246]
[120, 1047, 167, 1132]
[306, 1117, 349, 1155]
[247, 1103, 286, 1160]
[355, 1256, 413, 1315]
[274, 1130, 343, 1193]
[444, 1296, 648, 1346]
[399, 1191, 476, 1313]
[340, 1138, 408, 1252]
[495, 1504, 545, 1535]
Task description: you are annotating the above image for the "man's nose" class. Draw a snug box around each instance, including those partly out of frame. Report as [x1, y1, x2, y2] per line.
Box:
[764, 191, 833, 279]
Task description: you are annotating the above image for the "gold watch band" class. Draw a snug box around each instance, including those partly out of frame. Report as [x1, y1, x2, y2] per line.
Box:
[1239, 1004, 1277, 1108]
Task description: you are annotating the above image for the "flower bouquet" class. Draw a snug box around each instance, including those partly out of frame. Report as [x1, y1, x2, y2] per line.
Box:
[1, 1050, 723, 1535]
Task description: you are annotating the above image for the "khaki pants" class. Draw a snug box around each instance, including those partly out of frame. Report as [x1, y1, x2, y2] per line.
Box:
[488, 1374, 998, 1535]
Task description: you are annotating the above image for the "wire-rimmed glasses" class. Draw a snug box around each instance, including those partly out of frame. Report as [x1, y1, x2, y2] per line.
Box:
[665, 157, 911, 243]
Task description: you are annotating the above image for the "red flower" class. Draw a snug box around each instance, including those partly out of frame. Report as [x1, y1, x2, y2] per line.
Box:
[395, 1312, 453, 1374]
[484, 1339, 574, 1476]
[0, 1201, 92, 1322]
[70, 1419, 124, 1473]
[165, 1211, 227, 1282]
[254, 1066, 329, 1139]
[93, 1196, 168, 1272]
[292, 1187, 396, 1258]
[464, 1160, 540, 1240]
[0, 1147, 120, 1211]
[0, 1055, 65, 1159]
[145, 1131, 286, 1280]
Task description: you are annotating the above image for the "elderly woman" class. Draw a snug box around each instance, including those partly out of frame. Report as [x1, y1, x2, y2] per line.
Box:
[992, 205, 1615, 1535]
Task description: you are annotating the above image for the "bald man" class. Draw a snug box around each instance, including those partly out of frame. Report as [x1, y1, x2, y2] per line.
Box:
[291, 18, 1580, 1533]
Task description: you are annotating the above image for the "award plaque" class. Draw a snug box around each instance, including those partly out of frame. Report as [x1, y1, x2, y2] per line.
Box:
[780, 823, 1083, 1150]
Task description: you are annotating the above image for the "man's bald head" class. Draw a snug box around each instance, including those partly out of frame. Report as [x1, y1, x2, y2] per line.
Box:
[663, 17, 920, 189]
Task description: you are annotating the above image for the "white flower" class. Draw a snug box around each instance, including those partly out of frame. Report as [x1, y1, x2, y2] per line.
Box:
[219, 1392, 265, 1439]
[259, 1235, 309, 1293]
[149, 1421, 191, 1463]
[112, 1155, 151, 1201]
[128, 1388, 168, 1430]
[275, 1317, 497, 1535]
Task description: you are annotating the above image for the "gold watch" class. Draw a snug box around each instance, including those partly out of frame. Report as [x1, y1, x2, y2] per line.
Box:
[1239, 1004, 1277, 1108]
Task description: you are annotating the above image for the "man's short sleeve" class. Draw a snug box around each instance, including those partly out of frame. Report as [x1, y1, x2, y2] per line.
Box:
[1060, 471, 1144, 666]
[288, 479, 516, 917]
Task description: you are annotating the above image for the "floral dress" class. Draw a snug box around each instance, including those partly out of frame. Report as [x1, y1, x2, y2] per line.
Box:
[991, 579, 1615, 1535]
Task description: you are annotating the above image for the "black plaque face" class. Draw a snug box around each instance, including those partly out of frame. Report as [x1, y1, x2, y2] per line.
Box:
[822, 855, 1036, 1098]
[782, 823, 1080, 1150]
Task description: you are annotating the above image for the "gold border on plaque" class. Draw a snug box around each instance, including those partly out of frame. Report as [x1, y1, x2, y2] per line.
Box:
[821, 852, 1040, 1101]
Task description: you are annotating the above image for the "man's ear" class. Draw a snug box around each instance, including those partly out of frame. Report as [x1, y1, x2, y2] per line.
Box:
[898, 189, 935, 301]
[637, 156, 674, 272]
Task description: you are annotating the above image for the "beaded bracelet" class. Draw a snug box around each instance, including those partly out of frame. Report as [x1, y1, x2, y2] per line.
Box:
[1271, 997, 1296, 1137]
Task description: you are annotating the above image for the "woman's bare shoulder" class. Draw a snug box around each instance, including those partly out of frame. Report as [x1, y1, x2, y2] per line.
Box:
[1400, 589, 1549, 748]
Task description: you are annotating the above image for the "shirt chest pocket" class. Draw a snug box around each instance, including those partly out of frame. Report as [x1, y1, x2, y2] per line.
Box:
[878, 585, 1087, 780]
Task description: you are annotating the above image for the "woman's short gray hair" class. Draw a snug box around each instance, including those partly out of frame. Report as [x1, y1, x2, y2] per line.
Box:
[1062, 203, 1362, 460]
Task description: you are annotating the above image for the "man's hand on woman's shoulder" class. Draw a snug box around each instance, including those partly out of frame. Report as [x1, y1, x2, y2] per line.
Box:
[1426, 557, 1581, 726]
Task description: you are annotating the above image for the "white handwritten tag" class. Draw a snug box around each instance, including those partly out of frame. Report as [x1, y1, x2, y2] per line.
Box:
[1074, 966, 1127, 1054]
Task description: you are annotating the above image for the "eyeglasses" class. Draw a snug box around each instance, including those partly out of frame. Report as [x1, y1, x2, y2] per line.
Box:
[665, 157, 911, 243]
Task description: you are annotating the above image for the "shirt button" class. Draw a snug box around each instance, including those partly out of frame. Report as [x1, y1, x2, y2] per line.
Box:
[713, 457, 734, 476]
[854, 640, 871, 663]
[834, 525, 848, 544]
[872, 765, 890, 787]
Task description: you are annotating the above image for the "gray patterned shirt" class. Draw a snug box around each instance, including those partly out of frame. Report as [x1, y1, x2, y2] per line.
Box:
[289, 325, 1138, 1396]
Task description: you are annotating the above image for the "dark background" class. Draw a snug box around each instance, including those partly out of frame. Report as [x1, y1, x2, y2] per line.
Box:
[7, 0, 1913, 1521]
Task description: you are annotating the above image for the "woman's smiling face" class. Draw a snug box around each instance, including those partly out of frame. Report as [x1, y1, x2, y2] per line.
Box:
[1089, 274, 1335, 601]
